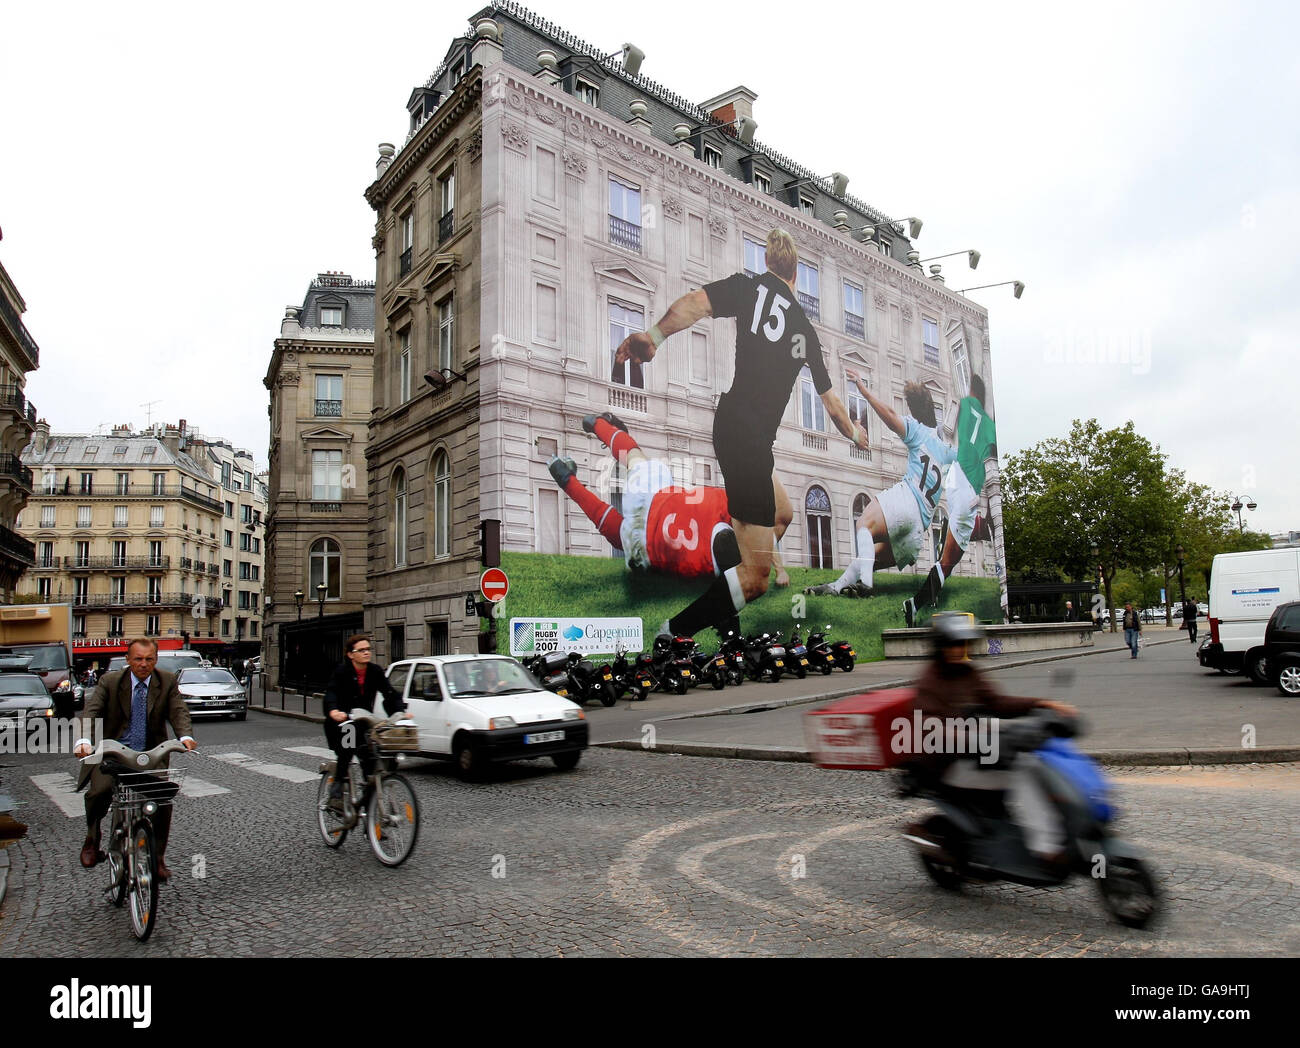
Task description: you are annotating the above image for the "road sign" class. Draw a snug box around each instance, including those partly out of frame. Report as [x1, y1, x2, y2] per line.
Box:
[480, 568, 509, 603]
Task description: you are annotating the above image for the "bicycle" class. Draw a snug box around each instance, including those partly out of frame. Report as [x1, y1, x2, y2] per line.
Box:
[79, 738, 190, 942]
[316, 712, 420, 867]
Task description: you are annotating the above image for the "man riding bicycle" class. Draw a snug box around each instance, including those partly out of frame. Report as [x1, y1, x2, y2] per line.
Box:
[322, 635, 409, 810]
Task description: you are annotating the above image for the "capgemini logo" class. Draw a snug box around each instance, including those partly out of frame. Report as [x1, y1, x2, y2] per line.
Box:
[562, 625, 584, 642]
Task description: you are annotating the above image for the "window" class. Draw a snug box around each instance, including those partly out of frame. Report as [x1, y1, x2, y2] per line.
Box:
[77, 506, 92, 528]
[437, 297, 454, 372]
[148, 540, 162, 567]
[250, 622, 258, 639]
[42, 470, 57, 494]
[75, 540, 90, 567]
[73, 614, 86, 638]
[431, 450, 450, 558]
[878, 238, 893, 259]
[241, 504, 252, 524]
[221, 462, 232, 487]
[797, 262, 820, 320]
[393, 468, 407, 568]
[224, 500, 234, 517]
[320, 305, 343, 326]
[310, 538, 342, 600]
[398, 329, 411, 402]
[111, 540, 127, 567]
[574, 77, 599, 107]
[152, 472, 166, 494]
[428, 621, 449, 656]
[608, 177, 642, 253]
[847, 376, 870, 435]
[224, 530, 233, 547]
[112, 578, 127, 601]
[743, 236, 766, 277]
[85, 445, 99, 455]
[252, 537, 261, 554]
[608, 301, 646, 388]
[922, 318, 940, 367]
[74, 577, 89, 601]
[312, 450, 343, 501]
[80, 472, 94, 494]
[141, 446, 155, 458]
[38, 577, 51, 598]
[438, 169, 455, 242]
[113, 445, 127, 456]
[110, 615, 124, 637]
[146, 578, 161, 603]
[239, 562, 251, 580]
[38, 541, 55, 568]
[239, 533, 250, 552]
[755, 173, 771, 194]
[799, 195, 815, 216]
[116, 472, 130, 494]
[146, 614, 160, 635]
[221, 619, 230, 637]
[244, 470, 253, 491]
[223, 559, 232, 577]
[703, 144, 722, 169]
[400, 209, 413, 276]
[951, 340, 970, 395]
[114, 505, 128, 527]
[238, 590, 250, 610]
[844, 282, 865, 339]
[315, 374, 343, 416]
[800, 367, 826, 431]
[690, 330, 709, 386]
[805, 486, 833, 570]
[41, 506, 55, 528]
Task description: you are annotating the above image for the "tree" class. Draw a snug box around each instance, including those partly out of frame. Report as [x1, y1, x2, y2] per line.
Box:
[1003, 420, 1179, 629]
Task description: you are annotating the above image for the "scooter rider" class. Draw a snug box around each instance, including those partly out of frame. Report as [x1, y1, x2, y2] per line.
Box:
[907, 614, 1077, 867]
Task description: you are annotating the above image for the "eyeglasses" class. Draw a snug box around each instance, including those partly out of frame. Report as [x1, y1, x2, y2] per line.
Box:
[351, 647, 372, 654]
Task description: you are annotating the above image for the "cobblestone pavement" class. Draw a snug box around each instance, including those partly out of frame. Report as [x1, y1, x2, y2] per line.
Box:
[1, 737, 1296, 957]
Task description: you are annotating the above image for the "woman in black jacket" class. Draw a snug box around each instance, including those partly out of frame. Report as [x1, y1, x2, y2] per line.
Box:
[322, 634, 408, 805]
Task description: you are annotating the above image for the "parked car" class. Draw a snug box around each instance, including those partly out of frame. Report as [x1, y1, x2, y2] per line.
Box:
[1199, 548, 1300, 683]
[0, 670, 56, 724]
[175, 667, 247, 720]
[385, 654, 588, 780]
[1263, 601, 1300, 697]
[0, 642, 76, 710]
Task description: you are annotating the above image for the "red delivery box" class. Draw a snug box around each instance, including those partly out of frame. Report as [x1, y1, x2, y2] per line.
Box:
[803, 688, 916, 770]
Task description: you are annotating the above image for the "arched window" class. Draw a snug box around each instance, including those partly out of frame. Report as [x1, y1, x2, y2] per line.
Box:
[805, 485, 833, 570]
[851, 493, 871, 557]
[431, 449, 450, 558]
[309, 538, 341, 600]
[392, 468, 407, 568]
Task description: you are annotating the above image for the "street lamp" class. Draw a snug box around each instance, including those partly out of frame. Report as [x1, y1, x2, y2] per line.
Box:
[316, 583, 327, 618]
[958, 280, 1025, 299]
[294, 589, 304, 621]
[1176, 544, 1187, 608]
[1229, 495, 1257, 533]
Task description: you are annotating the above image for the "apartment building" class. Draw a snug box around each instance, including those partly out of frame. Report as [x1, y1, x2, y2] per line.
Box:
[0, 251, 41, 601]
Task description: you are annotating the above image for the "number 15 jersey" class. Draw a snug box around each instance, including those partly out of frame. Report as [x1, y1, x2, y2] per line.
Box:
[901, 416, 956, 530]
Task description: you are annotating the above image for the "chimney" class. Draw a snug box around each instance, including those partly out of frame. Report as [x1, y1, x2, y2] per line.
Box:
[161, 425, 181, 457]
[33, 418, 50, 456]
[699, 86, 758, 129]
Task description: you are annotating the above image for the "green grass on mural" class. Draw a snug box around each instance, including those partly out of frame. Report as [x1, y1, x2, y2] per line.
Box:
[493, 552, 1003, 661]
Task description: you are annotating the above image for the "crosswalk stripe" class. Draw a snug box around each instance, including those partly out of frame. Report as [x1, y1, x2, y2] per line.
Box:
[284, 746, 336, 760]
[28, 773, 84, 818]
[207, 751, 318, 784]
[180, 777, 231, 798]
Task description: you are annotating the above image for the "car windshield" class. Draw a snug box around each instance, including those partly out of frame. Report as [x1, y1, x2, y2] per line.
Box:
[5, 645, 68, 671]
[0, 675, 51, 697]
[443, 659, 537, 697]
[158, 654, 203, 669]
[178, 669, 239, 686]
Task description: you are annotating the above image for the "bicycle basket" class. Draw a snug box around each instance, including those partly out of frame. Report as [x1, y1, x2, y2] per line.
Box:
[110, 766, 187, 808]
[371, 721, 420, 753]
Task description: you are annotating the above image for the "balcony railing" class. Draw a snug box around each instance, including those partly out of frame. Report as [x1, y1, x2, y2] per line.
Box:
[314, 399, 343, 417]
[0, 292, 38, 368]
[849, 445, 873, 463]
[72, 592, 225, 610]
[311, 502, 342, 513]
[608, 385, 648, 415]
[845, 313, 864, 339]
[399, 247, 412, 276]
[180, 557, 193, 569]
[802, 432, 829, 452]
[608, 214, 642, 253]
[796, 292, 820, 321]
[0, 524, 35, 566]
[38, 482, 222, 512]
[62, 556, 171, 570]
[0, 384, 27, 416]
[438, 210, 454, 243]
[0, 454, 33, 491]
[923, 345, 940, 367]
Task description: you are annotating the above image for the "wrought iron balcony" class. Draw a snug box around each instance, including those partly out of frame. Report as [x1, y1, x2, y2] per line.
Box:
[0, 454, 33, 491]
[0, 524, 35, 566]
[0, 384, 27, 416]
[311, 502, 342, 513]
[845, 313, 864, 339]
[438, 210, 454, 243]
[62, 556, 171, 571]
[796, 292, 820, 321]
[0, 293, 38, 368]
[608, 214, 642, 253]
[314, 399, 343, 417]
[923, 345, 940, 367]
[399, 247, 412, 277]
[72, 591, 213, 610]
[38, 482, 221, 512]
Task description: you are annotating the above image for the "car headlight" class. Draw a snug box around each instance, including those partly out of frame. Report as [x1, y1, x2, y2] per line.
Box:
[489, 716, 516, 730]
[562, 709, 584, 721]
[57, 680, 71, 691]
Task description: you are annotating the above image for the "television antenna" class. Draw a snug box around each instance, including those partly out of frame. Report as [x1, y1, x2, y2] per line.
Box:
[140, 400, 161, 426]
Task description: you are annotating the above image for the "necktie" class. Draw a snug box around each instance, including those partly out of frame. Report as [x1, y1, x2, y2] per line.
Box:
[124, 678, 148, 751]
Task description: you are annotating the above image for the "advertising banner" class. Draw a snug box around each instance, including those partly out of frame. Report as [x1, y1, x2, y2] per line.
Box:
[510, 617, 644, 657]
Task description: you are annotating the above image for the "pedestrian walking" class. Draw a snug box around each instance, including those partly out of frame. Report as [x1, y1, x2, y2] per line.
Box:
[1121, 602, 1142, 659]
[1182, 598, 1198, 644]
[1063, 601, 1076, 622]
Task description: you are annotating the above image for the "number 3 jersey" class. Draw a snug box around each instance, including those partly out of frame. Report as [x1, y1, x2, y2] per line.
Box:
[646, 485, 734, 578]
[901, 416, 957, 530]
[704, 271, 830, 448]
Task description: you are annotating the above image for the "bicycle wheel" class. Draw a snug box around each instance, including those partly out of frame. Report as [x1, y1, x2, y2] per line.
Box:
[127, 820, 159, 942]
[366, 774, 419, 867]
[105, 816, 127, 907]
[316, 769, 350, 848]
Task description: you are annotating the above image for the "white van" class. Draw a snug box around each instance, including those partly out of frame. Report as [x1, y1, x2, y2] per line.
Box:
[1199, 548, 1300, 682]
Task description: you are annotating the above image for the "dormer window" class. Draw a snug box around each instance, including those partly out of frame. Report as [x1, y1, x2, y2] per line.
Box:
[321, 306, 344, 327]
[755, 173, 771, 194]
[799, 195, 816, 216]
[878, 238, 893, 259]
[575, 77, 599, 107]
[703, 145, 722, 169]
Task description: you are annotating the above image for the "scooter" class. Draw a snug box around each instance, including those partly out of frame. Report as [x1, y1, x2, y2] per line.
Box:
[565, 651, 618, 707]
[744, 632, 786, 683]
[783, 624, 812, 679]
[610, 644, 652, 701]
[808, 624, 855, 673]
[637, 634, 696, 695]
[524, 651, 572, 699]
[718, 630, 748, 687]
[899, 709, 1159, 929]
[686, 638, 728, 690]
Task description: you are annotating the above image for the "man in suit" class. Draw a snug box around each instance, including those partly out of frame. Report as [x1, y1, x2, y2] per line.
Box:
[73, 638, 197, 879]
[322, 634, 408, 808]
[1063, 601, 1076, 621]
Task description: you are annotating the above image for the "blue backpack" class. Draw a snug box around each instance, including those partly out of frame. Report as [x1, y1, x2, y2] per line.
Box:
[1036, 737, 1114, 822]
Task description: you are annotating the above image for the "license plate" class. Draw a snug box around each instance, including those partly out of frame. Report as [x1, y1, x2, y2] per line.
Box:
[206, 700, 226, 707]
[774, 660, 784, 667]
[714, 659, 726, 668]
[800, 658, 809, 666]
[680, 669, 691, 676]
[849, 649, 856, 656]
[556, 689, 568, 697]
[524, 731, 564, 745]
[602, 673, 612, 680]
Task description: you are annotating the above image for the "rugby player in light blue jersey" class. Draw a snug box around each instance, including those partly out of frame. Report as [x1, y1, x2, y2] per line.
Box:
[805, 375, 955, 596]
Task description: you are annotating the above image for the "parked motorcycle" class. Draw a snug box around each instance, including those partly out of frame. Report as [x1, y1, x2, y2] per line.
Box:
[718, 630, 748, 687]
[783, 624, 812, 679]
[610, 644, 652, 701]
[524, 651, 572, 699]
[744, 632, 786, 683]
[686, 639, 728, 690]
[807, 624, 854, 673]
[899, 710, 1159, 928]
[637, 633, 697, 695]
[565, 651, 618, 707]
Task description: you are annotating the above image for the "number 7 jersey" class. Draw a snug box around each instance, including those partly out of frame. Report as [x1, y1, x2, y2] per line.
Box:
[901, 416, 957, 530]
[954, 396, 997, 492]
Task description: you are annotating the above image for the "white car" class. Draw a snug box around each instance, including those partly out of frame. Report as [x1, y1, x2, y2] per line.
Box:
[176, 667, 247, 721]
[385, 654, 587, 780]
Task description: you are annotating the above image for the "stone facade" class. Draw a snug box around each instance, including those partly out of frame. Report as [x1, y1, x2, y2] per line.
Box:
[0, 257, 40, 601]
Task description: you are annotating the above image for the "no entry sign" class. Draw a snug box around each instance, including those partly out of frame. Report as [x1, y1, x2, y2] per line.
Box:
[480, 568, 509, 602]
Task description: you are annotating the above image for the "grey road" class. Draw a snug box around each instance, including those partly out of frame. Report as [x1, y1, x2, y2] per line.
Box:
[1, 715, 1296, 957]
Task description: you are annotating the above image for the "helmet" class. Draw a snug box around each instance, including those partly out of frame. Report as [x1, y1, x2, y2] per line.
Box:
[653, 633, 673, 653]
[930, 613, 982, 649]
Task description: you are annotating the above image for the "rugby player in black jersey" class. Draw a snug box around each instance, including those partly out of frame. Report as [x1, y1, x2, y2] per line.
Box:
[615, 228, 869, 637]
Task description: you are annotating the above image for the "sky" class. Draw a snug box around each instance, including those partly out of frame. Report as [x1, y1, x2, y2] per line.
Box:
[3, 0, 1297, 533]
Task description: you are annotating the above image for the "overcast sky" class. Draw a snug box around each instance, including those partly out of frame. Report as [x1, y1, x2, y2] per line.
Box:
[3, 0, 1296, 533]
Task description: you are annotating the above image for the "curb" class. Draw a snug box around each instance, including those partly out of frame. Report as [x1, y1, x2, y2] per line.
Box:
[249, 707, 324, 724]
[596, 739, 1300, 768]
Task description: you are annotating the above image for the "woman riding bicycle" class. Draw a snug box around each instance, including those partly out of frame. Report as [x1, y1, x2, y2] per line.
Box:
[322, 635, 409, 809]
